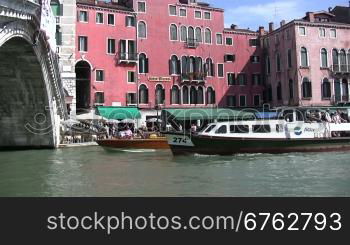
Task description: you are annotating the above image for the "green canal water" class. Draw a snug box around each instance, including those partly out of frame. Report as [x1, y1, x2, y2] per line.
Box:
[0, 146, 349, 197]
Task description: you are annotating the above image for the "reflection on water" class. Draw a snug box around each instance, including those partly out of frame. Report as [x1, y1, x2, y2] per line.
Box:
[0, 146, 349, 197]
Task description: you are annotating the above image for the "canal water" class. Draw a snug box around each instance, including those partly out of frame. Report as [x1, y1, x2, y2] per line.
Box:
[0, 147, 349, 197]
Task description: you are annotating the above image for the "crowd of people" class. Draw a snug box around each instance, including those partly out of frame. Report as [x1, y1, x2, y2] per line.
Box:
[306, 109, 349, 124]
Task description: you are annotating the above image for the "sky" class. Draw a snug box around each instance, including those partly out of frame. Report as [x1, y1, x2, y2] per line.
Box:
[205, 0, 350, 30]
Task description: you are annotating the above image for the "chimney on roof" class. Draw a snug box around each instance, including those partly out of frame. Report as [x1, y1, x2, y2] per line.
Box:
[307, 12, 315, 22]
[280, 20, 286, 27]
[328, 7, 333, 12]
[258, 26, 265, 36]
[231, 24, 237, 30]
[269, 22, 274, 32]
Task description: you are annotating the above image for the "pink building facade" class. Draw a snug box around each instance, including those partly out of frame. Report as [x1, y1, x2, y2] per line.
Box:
[74, 0, 265, 119]
[262, 11, 350, 107]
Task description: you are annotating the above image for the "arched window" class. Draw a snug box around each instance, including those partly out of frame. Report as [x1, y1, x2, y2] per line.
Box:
[170, 24, 178, 41]
[139, 53, 148, 73]
[180, 26, 187, 42]
[182, 86, 189, 104]
[301, 47, 308, 67]
[302, 77, 312, 99]
[276, 53, 281, 71]
[190, 86, 197, 104]
[188, 26, 194, 41]
[320, 48, 328, 68]
[181, 56, 188, 76]
[204, 28, 211, 44]
[266, 56, 271, 74]
[340, 49, 347, 72]
[322, 78, 331, 99]
[139, 85, 149, 104]
[169, 55, 180, 75]
[197, 86, 204, 104]
[277, 82, 282, 101]
[195, 27, 202, 43]
[155, 84, 165, 105]
[334, 78, 341, 102]
[342, 78, 349, 101]
[194, 57, 203, 76]
[206, 87, 215, 104]
[189, 56, 195, 73]
[138, 21, 147, 38]
[289, 79, 294, 100]
[332, 49, 339, 71]
[171, 86, 180, 104]
[205, 58, 214, 76]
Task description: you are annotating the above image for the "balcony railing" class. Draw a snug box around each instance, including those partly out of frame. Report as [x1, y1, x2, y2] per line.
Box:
[181, 72, 205, 81]
[118, 52, 138, 63]
[331, 65, 350, 73]
[185, 38, 199, 49]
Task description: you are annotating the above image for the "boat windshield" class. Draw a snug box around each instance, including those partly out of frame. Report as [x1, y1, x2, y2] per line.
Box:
[203, 124, 216, 133]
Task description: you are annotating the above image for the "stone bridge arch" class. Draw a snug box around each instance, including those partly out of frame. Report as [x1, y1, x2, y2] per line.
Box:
[0, 1, 67, 149]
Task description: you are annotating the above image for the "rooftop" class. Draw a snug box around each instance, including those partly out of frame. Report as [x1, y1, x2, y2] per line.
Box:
[76, 0, 133, 12]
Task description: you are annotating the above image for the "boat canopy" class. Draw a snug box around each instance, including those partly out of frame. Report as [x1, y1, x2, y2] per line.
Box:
[162, 108, 256, 121]
[96, 106, 141, 120]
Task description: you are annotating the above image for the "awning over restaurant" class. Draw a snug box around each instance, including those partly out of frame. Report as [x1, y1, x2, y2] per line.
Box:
[96, 106, 141, 120]
[162, 108, 256, 121]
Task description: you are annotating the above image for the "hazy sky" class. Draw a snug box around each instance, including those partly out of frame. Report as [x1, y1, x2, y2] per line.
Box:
[205, 0, 349, 30]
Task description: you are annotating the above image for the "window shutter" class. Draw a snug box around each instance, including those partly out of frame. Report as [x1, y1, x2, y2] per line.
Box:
[125, 16, 128, 27]
[169, 59, 172, 75]
[224, 55, 228, 62]
[145, 58, 149, 73]
[59, 4, 64, 16]
[177, 60, 181, 75]
[211, 62, 215, 76]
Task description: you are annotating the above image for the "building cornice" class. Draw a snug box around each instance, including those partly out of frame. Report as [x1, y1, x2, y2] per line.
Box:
[76, 3, 134, 15]
[176, 3, 224, 13]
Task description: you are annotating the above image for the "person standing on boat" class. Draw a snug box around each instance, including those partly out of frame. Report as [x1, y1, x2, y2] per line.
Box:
[191, 124, 197, 133]
[325, 110, 332, 123]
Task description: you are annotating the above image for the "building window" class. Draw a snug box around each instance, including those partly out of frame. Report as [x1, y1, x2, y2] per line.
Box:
[217, 64, 224, 78]
[180, 26, 187, 42]
[332, 49, 339, 71]
[238, 73, 247, 85]
[169, 55, 180, 75]
[224, 54, 235, 62]
[277, 82, 282, 101]
[139, 85, 148, 104]
[107, 14, 115, 25]
[78, 36, 88, 52]
[128, 71, 136, 83]
[205, 58, 214, 77]
[190, 86, 197, 104]
[250, 56, 260, 63]
[195, 27, 202, 43]
[302, 77, 312, 99]
[225, 37, 233, 46]
[321, 48, 328, 68]
[249, 39, 260, 46]
[179, 8, 187, 17]
[182, 86, 189, 104]
[330, 29, 336, 38]
[204, 12, 211, 20]
[340, 49, 347, 72]
[252, 74, 261, 85]
[79, 11, 88, 22]
[289, 79, 294, 99]
[171, 86, 180, 104]
[253, 95, 261, 107]
[266, 56, 271, 74]
[96, 12, 103, 24]
[139, 53, 149, 73]
[169, 5, 177, 16]
[227, 96, 236, 107]
[322, 78, 331, 99]
[138, 21, 147, 38]
[276, 53, 281, 71]
[195, 10, 202, 19]
[170, 24, 178, 41]
[107, 38, 116, 54]
[319, 28, 326, 37]
[301, 47, 308, 67]
[137, 1, 146, 13]
[267, 85, 273, 102]
[197, 86, 204, 104]
[120, 40, 136, 60]
[216, 33, 223, 45]
[126, 16, 136, 27]
[204, 28, 212, 44]
[206, 87, 215, 104]
[95, 92, 104, 104]
[96, 70, 104, 82]
[127, 93, 137, 105]
[299, 26, 306, 36]
[287, 49, 292, 68]
[227, 73, 235, 85]
[188, 26, 195, 41]
[239, 95, 246, 107]
[155, 84, 165, 105]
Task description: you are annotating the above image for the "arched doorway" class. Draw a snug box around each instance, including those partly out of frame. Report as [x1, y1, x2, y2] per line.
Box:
[75, 61, 91, 111]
